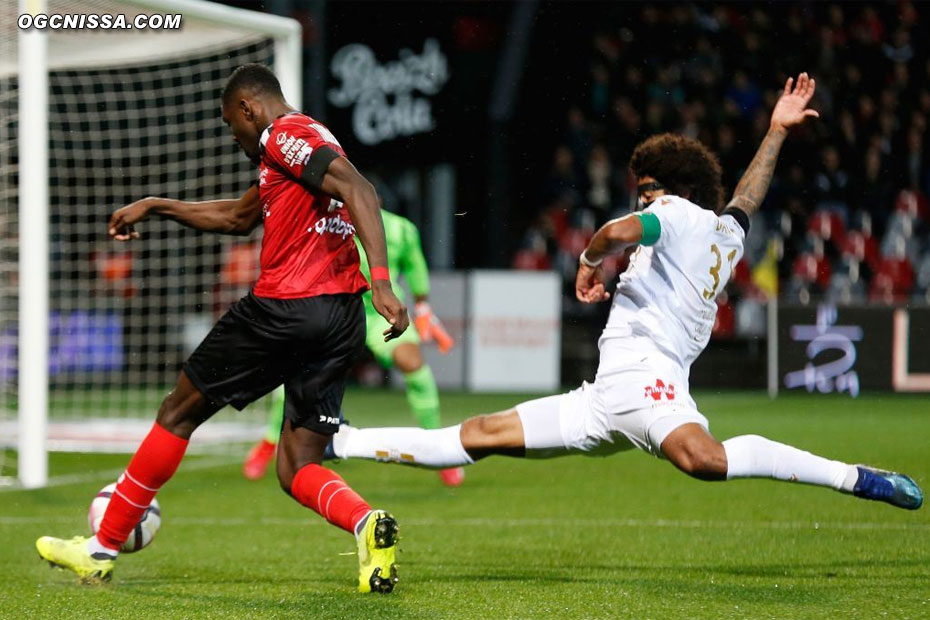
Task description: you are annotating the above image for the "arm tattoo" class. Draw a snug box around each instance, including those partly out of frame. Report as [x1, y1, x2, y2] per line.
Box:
[727, 128, 787, 217]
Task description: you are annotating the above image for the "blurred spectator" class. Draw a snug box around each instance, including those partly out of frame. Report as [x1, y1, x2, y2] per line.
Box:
[724, 70, 763, 121]
[814, 146, 851, 210]
[514, 1, 930, 313]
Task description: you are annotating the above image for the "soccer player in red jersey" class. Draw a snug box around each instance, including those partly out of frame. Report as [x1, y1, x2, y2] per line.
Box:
[36, 64, 406, 594]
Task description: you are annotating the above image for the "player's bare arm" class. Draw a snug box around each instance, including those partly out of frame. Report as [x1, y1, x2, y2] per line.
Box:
[108, 184, 262, 240]
[575, 215, 644, 304]
[727, 72, 819, 218]
[320, 156, 410, 341]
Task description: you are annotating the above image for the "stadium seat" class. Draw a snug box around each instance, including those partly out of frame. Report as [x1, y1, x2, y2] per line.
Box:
[894, 189, 930, 222]
[807, 210, 846, 249]
[841, 230, 881, 269]
[868, 256, 915, 302]
[791, 251, 832, 290]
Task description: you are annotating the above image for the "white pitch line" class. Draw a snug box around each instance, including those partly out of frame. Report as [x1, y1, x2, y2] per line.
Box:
[1, 514, 927, 532]
[0, 456, 240, 493]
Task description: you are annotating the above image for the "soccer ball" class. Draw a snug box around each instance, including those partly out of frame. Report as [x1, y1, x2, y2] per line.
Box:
[87, 483, 161, 553]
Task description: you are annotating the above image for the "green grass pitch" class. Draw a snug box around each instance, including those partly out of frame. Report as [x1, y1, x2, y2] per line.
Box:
[2, 390, 929, 619]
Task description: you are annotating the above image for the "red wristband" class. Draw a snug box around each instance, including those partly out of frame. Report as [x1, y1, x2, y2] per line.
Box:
[370, 266, 390, 282]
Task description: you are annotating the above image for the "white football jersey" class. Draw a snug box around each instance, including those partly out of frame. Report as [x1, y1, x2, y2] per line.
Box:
[599, 195, 747, 369]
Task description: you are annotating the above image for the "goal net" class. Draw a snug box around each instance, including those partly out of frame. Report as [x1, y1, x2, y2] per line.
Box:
[0, 0, 301, 486]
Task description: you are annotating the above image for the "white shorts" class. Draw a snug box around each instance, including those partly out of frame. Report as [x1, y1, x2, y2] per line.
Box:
[516, 337, 709, 458]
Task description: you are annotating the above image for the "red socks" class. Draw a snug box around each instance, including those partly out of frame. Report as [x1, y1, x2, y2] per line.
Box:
[96, 427, 366, 549]
[290, 464, 371, 534]
[96, 423, 188, 551]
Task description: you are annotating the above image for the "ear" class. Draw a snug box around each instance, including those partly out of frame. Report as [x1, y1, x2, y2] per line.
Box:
[239, 98, 254, 121]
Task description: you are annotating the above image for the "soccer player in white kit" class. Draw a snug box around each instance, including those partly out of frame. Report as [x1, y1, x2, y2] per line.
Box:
[333, 73, 923, 511]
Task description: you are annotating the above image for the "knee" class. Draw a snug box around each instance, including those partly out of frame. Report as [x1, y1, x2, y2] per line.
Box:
[460, 415, 497, 445]
[460, 413, 515, 448]
[672, 441, 727, 481]
[394, 345, 423, 374]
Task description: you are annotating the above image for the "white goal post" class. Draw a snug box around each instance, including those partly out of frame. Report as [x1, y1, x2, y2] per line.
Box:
[3, 0, 301, 488]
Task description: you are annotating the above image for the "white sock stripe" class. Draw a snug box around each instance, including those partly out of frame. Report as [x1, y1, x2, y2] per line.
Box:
[316, 480, 343, 510]
[354, 510, 373, 536]
[113, 488, 149, 510]
[323, 487, 349, 521]
[123, 470, 159, 492]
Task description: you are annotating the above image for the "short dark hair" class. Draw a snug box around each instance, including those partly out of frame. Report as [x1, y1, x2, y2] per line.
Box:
[630, 133, 725, 212]
[222, 63, 283, 104]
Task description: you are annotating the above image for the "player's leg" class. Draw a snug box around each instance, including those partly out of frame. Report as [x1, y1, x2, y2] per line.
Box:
[36, 370, 216, 581]
[276, 293, 399, 592]
[37, 295, 289, 581]
[243, 385, 285, 480]
[368, 312, 442, 430]
[392, 343, 440, 428]
[660, 423, 923, 509]
[335, 391, 582, 466]
[390, 341, 464, 486]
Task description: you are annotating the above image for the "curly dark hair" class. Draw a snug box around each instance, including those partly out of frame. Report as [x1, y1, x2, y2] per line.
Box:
[630, 133, 725, 213]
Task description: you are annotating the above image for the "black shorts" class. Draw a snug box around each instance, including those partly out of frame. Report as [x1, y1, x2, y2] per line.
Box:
[183, 292, 365, 434]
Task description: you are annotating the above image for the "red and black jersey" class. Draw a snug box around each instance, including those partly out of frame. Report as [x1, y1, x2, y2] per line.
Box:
[252, 112, 369, 299]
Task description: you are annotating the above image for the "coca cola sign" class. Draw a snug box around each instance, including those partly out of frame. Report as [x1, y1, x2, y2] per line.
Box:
[328, 39, 450, 146]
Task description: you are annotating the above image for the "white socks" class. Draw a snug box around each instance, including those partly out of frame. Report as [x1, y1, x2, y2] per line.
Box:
[336, 424, 474, 469]
[87, 535, 119, 559]
[722, 434, 858, 492]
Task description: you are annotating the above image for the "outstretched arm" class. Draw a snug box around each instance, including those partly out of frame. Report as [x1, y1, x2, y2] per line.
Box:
[727, 72, 819, 218]
[320, 157, 409, 340]
[108, 184, 262, 240]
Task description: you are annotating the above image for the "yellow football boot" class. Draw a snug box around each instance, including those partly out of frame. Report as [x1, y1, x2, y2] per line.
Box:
[36, 536, 115, 584]
[356, 511, 399, 593]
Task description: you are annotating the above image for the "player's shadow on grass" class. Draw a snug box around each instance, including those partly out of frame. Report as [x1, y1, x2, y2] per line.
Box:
[118, 584, 427, 617]
[415, 557, 930, 589]
[705, 558, 930, 579]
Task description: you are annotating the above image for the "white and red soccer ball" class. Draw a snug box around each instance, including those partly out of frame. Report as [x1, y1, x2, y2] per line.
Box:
[87, 483, 161, 553]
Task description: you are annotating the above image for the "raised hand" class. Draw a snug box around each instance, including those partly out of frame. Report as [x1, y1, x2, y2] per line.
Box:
[770, 72, 819, 132]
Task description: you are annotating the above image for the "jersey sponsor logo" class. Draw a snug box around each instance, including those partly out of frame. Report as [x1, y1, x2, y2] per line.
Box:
[276, 131, 288, 145]
[318, 414, 341, 425]
[644, 379, 675, 401]
[278, 133, 313, 167]
[311, 215, 356, 240]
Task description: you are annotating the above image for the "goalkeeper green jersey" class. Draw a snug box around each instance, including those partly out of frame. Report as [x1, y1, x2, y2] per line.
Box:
[354, 210, 430, 315]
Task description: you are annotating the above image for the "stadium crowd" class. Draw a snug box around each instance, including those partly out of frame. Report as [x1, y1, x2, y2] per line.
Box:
[513, 2, 930, 336]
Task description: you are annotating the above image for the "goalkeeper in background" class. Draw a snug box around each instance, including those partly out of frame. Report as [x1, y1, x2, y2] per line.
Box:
[243, 209, 464, 487]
